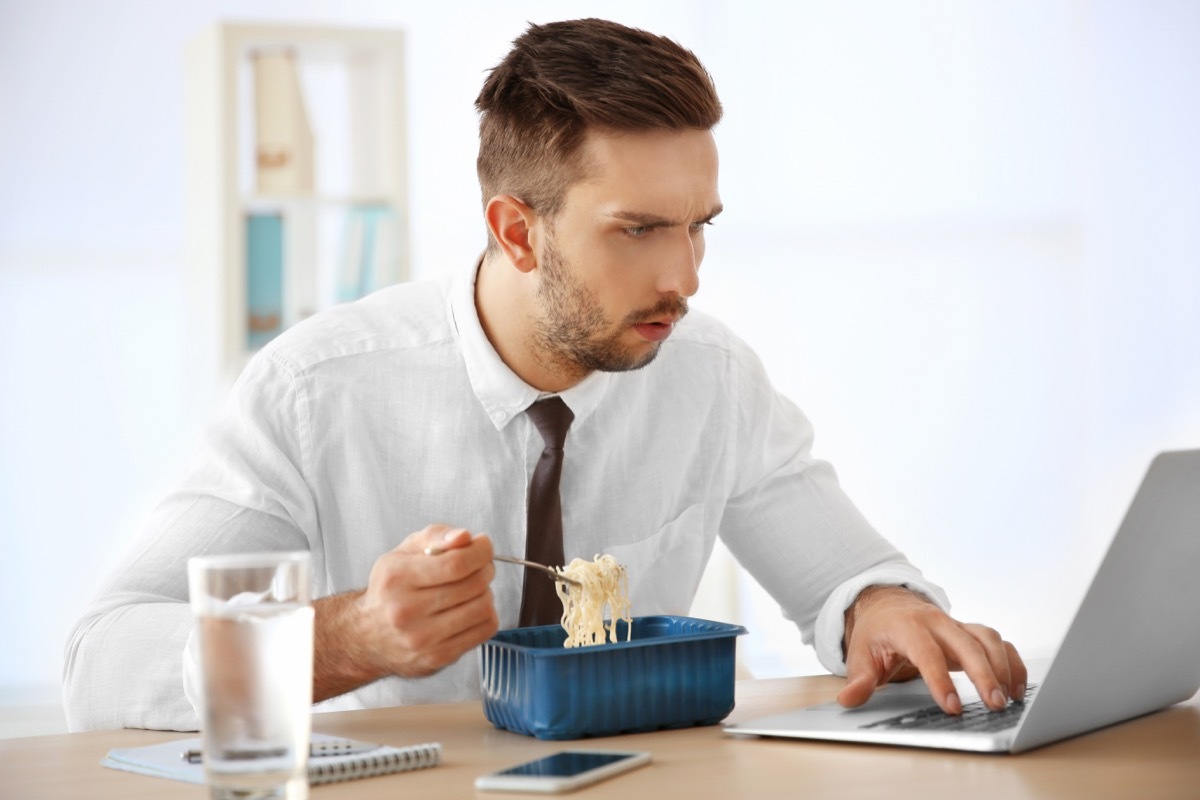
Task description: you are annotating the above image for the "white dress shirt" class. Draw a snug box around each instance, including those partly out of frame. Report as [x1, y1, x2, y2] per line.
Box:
[63, 262, 948, 732]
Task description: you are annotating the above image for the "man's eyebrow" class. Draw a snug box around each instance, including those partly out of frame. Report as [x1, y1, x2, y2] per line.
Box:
[606, 205, 725, 226]
[605, 211, 674, 227]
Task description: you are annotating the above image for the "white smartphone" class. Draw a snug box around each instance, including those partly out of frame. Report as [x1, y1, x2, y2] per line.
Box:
[474, 750, 651, 793]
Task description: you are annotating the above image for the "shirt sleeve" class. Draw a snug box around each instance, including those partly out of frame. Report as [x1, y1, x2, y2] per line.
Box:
[62, 351, 317, 731]
[716, 338, 950, 676]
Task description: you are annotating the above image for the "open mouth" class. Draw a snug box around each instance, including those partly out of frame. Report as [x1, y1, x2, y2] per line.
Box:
[633, 321, 675, 342]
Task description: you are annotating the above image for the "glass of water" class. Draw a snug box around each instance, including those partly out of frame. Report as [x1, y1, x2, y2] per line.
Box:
[188, 552, 314, 800]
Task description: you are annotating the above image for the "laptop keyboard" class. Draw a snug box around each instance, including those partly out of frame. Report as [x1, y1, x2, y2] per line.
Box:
[861, 684, 1039, 734]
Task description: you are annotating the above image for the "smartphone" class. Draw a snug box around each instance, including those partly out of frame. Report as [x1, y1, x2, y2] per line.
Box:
[474, 750, 651, 793]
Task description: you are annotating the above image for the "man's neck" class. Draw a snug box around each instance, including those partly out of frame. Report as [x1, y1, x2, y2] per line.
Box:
[474, 253, 585, 394]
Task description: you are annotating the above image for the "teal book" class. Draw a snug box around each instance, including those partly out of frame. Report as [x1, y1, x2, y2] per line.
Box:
[338, 204, 400, 302]
[246, 212, 285, 349]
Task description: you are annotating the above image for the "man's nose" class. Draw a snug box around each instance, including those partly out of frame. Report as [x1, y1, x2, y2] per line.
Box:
[657, 230, 701, 298]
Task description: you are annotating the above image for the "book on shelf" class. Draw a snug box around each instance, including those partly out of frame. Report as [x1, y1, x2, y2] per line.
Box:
[253, 49, 315, 194]
[245, 212, 285, 349]
[102, 732, 441, 787]
[337, 204, 402, 303]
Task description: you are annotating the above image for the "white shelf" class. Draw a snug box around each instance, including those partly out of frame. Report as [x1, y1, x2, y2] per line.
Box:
[241, 193, 398, 208]
[185, 22, 409, 380]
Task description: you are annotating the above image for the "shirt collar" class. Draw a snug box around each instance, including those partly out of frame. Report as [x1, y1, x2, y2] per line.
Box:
[448, 257, 611, 431]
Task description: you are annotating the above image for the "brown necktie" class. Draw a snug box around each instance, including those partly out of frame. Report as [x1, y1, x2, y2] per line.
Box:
[519, 396, 575, 627]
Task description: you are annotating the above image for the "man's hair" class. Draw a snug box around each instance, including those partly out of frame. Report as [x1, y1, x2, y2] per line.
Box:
[475, 18, 723, 241]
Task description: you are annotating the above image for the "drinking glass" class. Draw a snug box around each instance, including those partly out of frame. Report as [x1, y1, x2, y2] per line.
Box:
[188, 551, 314, 800]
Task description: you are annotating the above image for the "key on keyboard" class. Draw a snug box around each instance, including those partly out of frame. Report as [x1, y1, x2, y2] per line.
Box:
[861, 684, 1038, 733]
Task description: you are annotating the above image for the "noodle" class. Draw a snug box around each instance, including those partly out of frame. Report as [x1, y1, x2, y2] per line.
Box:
[553, 554, 632, 647]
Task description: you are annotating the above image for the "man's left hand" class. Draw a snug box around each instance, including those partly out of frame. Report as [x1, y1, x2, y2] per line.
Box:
[837, 585, 1026, 715]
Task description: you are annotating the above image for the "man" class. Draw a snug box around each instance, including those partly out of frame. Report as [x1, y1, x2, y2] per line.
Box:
[64, 18, 1024, 732]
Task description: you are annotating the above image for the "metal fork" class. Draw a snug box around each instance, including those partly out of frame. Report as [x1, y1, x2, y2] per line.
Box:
[423, 546, 581, 587]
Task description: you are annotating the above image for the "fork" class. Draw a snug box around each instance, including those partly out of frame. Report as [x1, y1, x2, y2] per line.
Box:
[423, 546, 582, 587]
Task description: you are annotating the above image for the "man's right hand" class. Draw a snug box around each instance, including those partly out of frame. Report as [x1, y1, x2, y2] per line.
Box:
[312, 525, 499, 703]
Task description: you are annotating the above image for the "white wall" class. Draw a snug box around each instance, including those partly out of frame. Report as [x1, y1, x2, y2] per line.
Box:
[1, 0, 1198, 710]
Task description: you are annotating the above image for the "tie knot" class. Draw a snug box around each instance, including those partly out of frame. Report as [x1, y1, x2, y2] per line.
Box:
[526, 396, 574, 449]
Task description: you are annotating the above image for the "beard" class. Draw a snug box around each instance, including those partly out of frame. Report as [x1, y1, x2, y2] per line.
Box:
[532, 235, 688, 381]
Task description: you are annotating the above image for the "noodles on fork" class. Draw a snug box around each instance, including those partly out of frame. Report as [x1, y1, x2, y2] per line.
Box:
[553, 554, 632, 647]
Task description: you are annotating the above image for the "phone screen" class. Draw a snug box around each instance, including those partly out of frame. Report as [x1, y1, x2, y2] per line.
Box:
[477, 750, 651, 793]
[496, 751, 633, 777]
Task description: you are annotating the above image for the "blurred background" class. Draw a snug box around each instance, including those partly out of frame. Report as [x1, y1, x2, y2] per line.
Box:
[2, 0, 1198, 735]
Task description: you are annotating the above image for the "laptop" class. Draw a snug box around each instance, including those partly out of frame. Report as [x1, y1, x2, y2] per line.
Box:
[726, 449, 1200, 753]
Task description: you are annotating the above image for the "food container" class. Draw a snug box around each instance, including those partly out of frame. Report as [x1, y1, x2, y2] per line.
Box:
[479, 615, 748, 740]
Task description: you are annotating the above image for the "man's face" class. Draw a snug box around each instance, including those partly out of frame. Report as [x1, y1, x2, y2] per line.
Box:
[529, 128, 722, 381]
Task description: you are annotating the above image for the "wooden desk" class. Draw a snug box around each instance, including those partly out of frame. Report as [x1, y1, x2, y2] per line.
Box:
[4, 677, 1199, 799]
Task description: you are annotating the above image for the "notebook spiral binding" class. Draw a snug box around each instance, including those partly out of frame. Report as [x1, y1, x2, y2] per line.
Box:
[309, 741, 442, 785]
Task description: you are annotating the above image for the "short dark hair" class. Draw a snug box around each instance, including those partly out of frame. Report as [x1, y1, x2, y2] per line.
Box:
[475, 18, 723, 242]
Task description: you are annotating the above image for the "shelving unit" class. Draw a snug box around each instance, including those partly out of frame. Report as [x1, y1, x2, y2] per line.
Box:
[185, 22, 409, 378]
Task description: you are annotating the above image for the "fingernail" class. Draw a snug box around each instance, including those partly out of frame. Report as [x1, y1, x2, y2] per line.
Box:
[991, 688, 1008, 708]
[1016, 683, 1026, 701]
[443, 527, 466, 542]
[946, 691, 962, 714]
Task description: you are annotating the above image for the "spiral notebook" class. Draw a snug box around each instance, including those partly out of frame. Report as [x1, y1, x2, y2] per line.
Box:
[102, 732, 441, 786]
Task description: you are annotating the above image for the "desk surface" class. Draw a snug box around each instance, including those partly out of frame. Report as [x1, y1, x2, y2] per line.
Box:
[4, 677, 1199, 800]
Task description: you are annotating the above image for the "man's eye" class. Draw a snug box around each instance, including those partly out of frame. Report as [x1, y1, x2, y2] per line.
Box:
[624, 226, 651, 238]
[689, 220, 714, 233]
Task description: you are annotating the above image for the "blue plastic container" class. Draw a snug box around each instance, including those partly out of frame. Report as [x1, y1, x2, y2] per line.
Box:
[479, 615, 748, 740]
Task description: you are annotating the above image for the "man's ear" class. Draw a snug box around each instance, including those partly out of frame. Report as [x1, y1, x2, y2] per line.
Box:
[485, 195, 540, 273]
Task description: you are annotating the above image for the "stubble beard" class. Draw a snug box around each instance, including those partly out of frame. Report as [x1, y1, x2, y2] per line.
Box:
[532, 236, 687, 381]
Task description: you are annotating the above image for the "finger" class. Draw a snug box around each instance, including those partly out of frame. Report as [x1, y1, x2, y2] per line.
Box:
[839, 651, 921, 707]
[431, 585, 499, 637]
[392, 524, 464, 554]
[934, 623, 1008, 711]
[367, 543, 492, 621]
[837, 627, 885, 708]
[433, 526, 473, 552]
[837, 669, 883, 709]
[401, 588, 499, 662]
[367, 561, 493, 646]
[961, 623, 1012, 708]
[901, 631, 962, 715]
[837, 632, 911, 708]
[404, 532, 494, 587]
[1005, 641, 1029, 701]
[397, 524, 472, 555]
[421, 560, 497, 615]
[426, 534, 494, 583]
[404, 612, 502, 678]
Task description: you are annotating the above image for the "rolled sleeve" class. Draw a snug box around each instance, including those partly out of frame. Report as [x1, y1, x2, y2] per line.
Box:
[813, 563, 951, 676]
